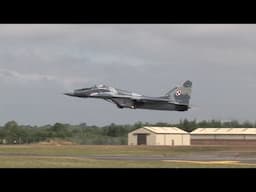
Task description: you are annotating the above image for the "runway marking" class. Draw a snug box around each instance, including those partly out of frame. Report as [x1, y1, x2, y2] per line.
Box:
[162, 160, 256, 166]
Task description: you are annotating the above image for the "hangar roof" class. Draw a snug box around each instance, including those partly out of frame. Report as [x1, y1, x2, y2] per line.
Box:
[191, 128, 256, 135]
[143, 127, 188, 134]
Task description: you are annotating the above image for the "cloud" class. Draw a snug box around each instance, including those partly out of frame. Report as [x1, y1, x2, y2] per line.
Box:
[0, 68, 55, 81]
[0, 68, 88, 88]
[1, 24, 256, 125]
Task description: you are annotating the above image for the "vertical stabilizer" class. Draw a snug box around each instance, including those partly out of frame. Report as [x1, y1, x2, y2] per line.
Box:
[165, 80, 192, 105]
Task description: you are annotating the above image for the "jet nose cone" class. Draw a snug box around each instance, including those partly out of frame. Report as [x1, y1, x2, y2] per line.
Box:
[64, 92, 74, 96]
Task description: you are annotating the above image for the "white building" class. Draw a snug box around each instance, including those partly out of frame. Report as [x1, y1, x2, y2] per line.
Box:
[128, 127, 190, 146]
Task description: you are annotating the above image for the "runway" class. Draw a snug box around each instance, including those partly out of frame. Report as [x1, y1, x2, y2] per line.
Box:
[1, 145, 256, 167]
[1, 150, 256, 164]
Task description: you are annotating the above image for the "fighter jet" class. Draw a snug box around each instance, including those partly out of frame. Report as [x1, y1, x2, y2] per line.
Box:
[64, 80, 192, 111]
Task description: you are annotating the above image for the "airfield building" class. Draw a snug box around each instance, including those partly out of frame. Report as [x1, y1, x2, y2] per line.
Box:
[128, 127, 190, 146]
[190, 128, 256, 145]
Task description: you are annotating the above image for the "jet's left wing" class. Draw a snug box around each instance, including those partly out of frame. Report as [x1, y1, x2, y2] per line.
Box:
[111, 95, 172, 103]
[106, 95, 175, 109]
[105, 97, 135, 108]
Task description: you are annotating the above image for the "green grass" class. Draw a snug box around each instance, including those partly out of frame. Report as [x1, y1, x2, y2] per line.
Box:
[0, 156, 255, 168]
[0, 145, 233, 156]
[0, 144, 256, 168]
[1, 155, 141, 168]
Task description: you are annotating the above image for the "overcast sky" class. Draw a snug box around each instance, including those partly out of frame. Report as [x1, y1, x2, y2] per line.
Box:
[0, 24, 256, 126]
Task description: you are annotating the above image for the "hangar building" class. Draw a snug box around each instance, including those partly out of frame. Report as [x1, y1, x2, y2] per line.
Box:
[191, 128, 256, 145]
[128, 127, 190, 146]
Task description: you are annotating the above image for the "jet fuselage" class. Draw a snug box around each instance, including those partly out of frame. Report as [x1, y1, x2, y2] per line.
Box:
[64, 81, 192, 111]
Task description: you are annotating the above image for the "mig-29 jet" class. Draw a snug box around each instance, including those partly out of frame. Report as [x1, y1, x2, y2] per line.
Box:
[64, 80, 192, 111]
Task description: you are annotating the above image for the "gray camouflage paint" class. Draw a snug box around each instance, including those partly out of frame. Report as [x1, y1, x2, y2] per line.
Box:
[64, 80, 192, 111]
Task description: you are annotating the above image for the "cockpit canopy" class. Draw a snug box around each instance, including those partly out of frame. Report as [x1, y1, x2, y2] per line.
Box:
[75, 84, 110, 92]
[95, 84, 108, 89]
[74, 87, 91, 92]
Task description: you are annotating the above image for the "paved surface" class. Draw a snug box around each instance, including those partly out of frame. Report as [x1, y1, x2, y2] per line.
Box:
[1, 151, 256, 164]
[84, 153, 256, 163]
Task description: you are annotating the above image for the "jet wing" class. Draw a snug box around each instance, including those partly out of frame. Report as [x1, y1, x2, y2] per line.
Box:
[107, 95, 181, 109]
[111, 94, 189, 106]
[110, 95, 171, 103]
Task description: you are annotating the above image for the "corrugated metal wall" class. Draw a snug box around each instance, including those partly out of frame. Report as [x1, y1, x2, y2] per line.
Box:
[191, 139, 256, 145]
[191, 134, 256, 145]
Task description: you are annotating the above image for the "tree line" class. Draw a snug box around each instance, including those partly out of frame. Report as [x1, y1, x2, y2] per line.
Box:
[0, 119, 256, 144]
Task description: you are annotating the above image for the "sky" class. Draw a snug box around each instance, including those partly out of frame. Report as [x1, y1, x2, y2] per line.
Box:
[0, 24, 256, 126]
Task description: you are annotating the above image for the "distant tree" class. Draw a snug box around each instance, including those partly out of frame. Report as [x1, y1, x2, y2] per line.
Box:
[4, 120, 18, 130]
[197, 120, 208, 128]
[180, 118, 190, 130]
[49, 123, 72, 138]
[210, 120, 222, 128]
[134, 121, 143, 129]
[79, 123, 87, 128]
[242, 120, 253, 128]
[106, 123, 118, 137]
[155, 122, 170, 127]
[230, 120, 240, 128]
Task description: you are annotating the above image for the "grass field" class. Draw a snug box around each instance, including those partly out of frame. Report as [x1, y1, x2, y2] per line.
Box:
[0, 144, 256, 168]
